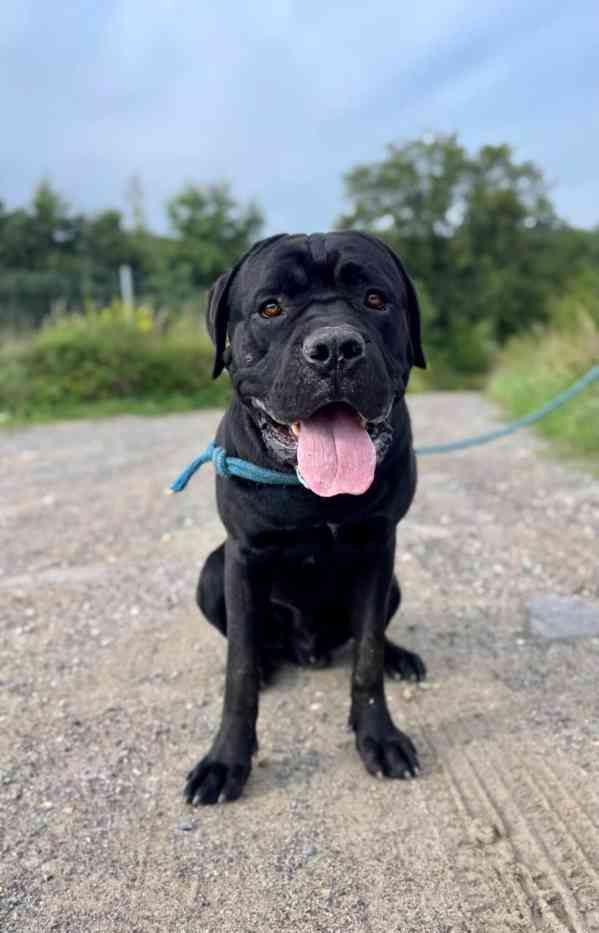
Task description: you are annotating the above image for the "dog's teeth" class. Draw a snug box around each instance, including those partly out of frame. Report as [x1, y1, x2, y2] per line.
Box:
[291, 422, 301, 436]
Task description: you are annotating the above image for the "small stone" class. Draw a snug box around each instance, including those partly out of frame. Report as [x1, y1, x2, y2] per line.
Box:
[177, 820, 197, 833]
[467, 817, 500, 845]
[23, 857, 41, 870]
[41, 859, 59, 880]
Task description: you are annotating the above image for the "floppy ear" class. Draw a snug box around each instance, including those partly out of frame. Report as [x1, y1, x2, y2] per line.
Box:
[354, 232, 426, 369]
[205, 233, 290, 379]
[396, 257, 427, 370]
[206, 268, 236, 379]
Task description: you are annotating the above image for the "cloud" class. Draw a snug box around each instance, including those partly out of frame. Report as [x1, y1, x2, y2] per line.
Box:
[1, 0, 597, 232]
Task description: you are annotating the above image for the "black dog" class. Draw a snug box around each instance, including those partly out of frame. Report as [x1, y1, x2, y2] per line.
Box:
[184, 231, 427, 805]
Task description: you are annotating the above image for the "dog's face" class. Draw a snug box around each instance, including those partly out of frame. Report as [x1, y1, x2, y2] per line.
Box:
[206, 232, 425, 497]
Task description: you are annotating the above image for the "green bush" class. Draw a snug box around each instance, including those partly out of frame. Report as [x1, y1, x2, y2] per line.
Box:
[0, 302, 230, 423]
[488, 284, 599, 458]
[407, 279, 494, 391]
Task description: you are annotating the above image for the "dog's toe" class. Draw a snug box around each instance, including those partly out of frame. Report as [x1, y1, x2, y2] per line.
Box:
[184, 757, 250, 805]
[384, 639, 426, 682]
[357, 727, 420, 779]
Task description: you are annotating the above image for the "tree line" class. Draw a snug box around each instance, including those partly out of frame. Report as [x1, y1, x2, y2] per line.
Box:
[2, 134, 598, 376]
[0, 180, 263, 330]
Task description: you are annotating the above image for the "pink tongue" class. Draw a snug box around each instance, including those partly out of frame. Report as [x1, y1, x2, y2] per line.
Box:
[297, 405, 376, 497]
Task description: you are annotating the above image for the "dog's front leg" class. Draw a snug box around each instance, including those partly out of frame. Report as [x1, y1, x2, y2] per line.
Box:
[185, 538, 267, 805]
[344, 523, 420, 779]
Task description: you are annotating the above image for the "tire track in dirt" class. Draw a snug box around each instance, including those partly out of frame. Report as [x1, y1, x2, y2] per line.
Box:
[462, 739, 585, 933]
[487, 746, 599, 931]
[418, 718, 597, 933]
[418, 725, 549, 933]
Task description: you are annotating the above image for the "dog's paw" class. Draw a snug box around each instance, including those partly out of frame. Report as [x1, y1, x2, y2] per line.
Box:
[384, 639, 426, 682]
[356, 725, 420, 779]
[184, 755, 251, 805]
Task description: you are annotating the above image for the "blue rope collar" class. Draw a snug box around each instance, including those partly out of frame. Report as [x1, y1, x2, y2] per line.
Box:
[169, 366, 599, 493]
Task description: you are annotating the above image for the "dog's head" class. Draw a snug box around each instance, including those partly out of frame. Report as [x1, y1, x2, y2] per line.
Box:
[206, 231, 425, 497]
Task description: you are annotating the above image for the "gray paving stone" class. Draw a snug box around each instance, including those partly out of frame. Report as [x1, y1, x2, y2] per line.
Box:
[528, 595, 599, 640]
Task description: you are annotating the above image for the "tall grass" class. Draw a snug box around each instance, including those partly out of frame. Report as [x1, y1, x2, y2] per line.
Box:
[488, 285, 599, 458]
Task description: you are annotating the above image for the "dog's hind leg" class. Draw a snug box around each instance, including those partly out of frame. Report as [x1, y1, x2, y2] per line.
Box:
[383, 576, 426, 682]
[197, 543, 227, 635]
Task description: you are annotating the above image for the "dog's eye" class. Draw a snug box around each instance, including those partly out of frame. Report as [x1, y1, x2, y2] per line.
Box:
[365, 291, 385, 310]
[260, 301, 283, 318]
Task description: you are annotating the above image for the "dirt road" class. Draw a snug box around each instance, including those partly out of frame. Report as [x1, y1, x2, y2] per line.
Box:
[2, 394, 599, 932]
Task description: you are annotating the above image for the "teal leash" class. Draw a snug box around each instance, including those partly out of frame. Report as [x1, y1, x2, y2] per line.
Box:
[414, 364, 599, 455]
[169, 365, 599, 492]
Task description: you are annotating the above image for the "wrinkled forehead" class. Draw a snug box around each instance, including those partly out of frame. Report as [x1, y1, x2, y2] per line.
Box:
[235, 232, 403, 297]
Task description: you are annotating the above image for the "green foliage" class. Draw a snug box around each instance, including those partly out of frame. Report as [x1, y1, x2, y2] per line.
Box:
[2, 146, 599, 417]
[167, 182, 263, 289]
[0, 302, 230, 423]
[407, 278, 494, 389]
[0, 179, 263, 330]
[338, 134, 599, 378]
[488, 278, 599, 458]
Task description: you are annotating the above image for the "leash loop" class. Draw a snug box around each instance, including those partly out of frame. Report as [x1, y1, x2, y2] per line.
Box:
[212, 445, 231, 478]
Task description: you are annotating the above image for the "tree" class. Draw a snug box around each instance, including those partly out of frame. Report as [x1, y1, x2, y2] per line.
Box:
[337, 135, 568, 369]
[167, 182, 263, 289]
[0, 178, 266, 328]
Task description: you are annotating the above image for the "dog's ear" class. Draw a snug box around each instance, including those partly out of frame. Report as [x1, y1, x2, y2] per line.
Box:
[353, 232, 426, 369]
[206, 268, 236, 379]
[205, 233, 289, 379]
[396, 258, 426, 370]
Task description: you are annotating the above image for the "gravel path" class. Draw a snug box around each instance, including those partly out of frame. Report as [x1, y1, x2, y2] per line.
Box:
[1, 393, 599, 933]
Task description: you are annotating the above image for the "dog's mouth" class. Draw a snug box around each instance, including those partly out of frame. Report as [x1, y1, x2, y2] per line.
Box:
[250, 398, 394, 497]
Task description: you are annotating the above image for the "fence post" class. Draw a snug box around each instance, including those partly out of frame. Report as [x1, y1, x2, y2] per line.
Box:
[119, 264, 134, 316]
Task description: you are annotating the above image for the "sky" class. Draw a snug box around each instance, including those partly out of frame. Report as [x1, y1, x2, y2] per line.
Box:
[1, 0, 598, 235]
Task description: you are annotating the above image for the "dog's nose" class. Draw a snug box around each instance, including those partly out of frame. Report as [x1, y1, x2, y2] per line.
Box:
[302, 326, 366, 371]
